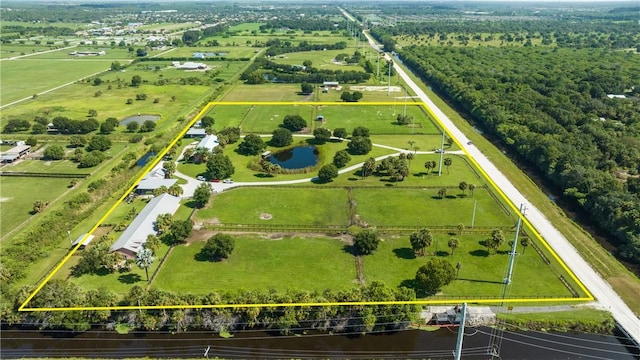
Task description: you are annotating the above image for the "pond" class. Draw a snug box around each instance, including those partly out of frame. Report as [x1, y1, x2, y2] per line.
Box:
[269, 146, 318, 169]
[120, 114, 160, 126]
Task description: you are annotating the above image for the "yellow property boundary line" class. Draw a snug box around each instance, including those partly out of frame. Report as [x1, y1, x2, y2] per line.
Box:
[19, 101, 593, 312]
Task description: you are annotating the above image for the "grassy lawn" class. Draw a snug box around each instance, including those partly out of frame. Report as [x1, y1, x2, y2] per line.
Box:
[195, 187, 350, 226]
[8, 158, 92, 174]
[166, 46, 259, 59]
[352, 187, 513, 228]
[154, 235, 357, 294]
[218, 84, 316, 102]
[64, 243, 171, 295]
[0, 58, 113, 105]
[362, 236, 575, 299]
[496, 308, 614, 329]
[0, 177, 73, 237]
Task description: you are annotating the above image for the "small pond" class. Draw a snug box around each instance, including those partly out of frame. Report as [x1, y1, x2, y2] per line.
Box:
[269, 146, 318, 169]
[120, 114, 160, 126]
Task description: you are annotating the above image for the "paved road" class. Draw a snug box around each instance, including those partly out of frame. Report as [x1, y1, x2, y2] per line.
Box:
[359, 31, 640, 343]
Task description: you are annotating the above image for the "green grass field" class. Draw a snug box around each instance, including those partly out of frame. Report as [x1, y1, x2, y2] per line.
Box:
[362, 236, 575, 298]
[352, 187, 513, 228]
[154, 235, 357, 293]
[8, 158, 92, 174]
[195, 187, 350, 226]
[165, 46, 259, 59]
[0, 176, 73, 237]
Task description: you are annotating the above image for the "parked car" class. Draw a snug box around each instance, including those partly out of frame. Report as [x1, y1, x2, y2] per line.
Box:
[434, 148, 444, 153]
[196, 176, 205, 181]
[210, 179, 221, 182]
[223, 179, 234, 184]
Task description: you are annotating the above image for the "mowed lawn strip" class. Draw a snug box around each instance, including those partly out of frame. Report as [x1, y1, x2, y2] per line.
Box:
[196, 187, 349, 226]
[154, 235, 357, 294]
[0, 177, 73, 237]
[362, 237, 575, 299]
[352, 187, 514, 228]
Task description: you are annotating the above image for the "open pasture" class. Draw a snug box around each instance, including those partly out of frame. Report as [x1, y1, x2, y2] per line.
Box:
[272, 49, 364, 72]
[164, 46, 260, 59]
[0, 176, 73, 237]
[154, 235, 357, 294]
[362, 236, 575, 298]
[217, 84, 315, 102]
[352, 187, 513, 228]
[195, 187, 350, 226]
[8, 158, 93, 175]
[0, 58, 113, 105]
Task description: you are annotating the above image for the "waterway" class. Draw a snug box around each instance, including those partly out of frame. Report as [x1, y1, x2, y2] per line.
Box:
[269, 146, 318, 169]
[1, 326, 637, 359]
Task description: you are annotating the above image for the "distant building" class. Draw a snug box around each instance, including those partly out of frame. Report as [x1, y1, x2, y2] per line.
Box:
[0, 144, 30, 163]
[69, 51, 106, 57]
[323, 81, 339, 88]
[607, 94, 626, 99]
[109, 193, 181, 258]
[185, 128, 207, 138]
[71, 234, 95, 249]
[135, 178, 178, 194]
[176, 61, 207, 70]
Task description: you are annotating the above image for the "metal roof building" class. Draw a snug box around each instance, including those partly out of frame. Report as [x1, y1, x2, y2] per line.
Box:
[136, 178, 178, 193]
[196, 134, 219, 151]
[71, 234, 95, 248]
[109, 193, 181, 258]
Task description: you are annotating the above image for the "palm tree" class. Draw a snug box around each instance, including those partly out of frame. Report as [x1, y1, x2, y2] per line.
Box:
[444, 157, 452, 174]
[194, 147, 209, 164]
[409, 228, 432, 256]
[162, 161, 176, 178]
[457, 223, 465, 235]
[183, 147, 195, 162]
[362, 157, 376, 179]
[489, 229, 505, 254]
[155, 213, 173, 234]
[406, 152, 414, 169]
[458, 181, 468, 196]
[168, 183, 183, 197]
[424, 161, 433, 175]
[520, 237, 531, 254]
[135, 248, 155, 283]
[468, 183, 476, 197]
[407, 140, 415, 152]
[438, 188, 447, 199]
[448, 238, 459, 255]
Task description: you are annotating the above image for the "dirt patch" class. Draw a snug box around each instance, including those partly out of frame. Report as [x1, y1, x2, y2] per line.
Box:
[0, 197, 12, 202]
[259, 213, 273, 220]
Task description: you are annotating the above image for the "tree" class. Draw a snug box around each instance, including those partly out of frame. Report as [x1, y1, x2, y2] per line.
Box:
[361, 157, 376, 179]
[162, 161, 176, 178]
[206, 153, 234, 180]
[520, 237, 531, 254]
[340, 91, 353, 102]
[468, 183, 476, 197]
[144, 235, 160, 255]
[169, 220, 193, 244]
[155, 213, 174, 234]
[131, 75, 142, 87]
[79, 151, 105, 168]
[333, 150, 351, 168]
[438, 188, 448, 199]
[318, 164, 338, 183]
[415, 259, 455, 294]
[183, 147, 195, 162]
[347, 136, 372, 155]
[87, 135, 112, 152]
[25, 136, 37, 146]
[313, 128, 332, 144]
[409, 228, 432, 256]
[300, 82, 314, 95]
[200, 116, 215, 128]
[302, 59, 313, 68]
[352, 126, 370, 138]
[457, 223, 465, 235]
[488, 229, 505, 254]
[271, 128, 292, 147]
[135, 248, 154, 283]
[100, 121, 115, 134]
[69, 136, 86, 148]
[126, 121, 140, 132]
[448, 238, 460, 255]
[43, 145, 65, 160]
[167, 183, 183, 197]
[444, 157, 452, 174]
[333, 128, 347, 140]
[93, 78, 103, 86]
[424, 160, 436, 175]
[282, 115, 307, 131]
[32, 200, 48, 213]
[193, 183, 212, 208]
[201, 233, 235, 261]
[458, 181, 468, 196]
[88, 109, 98, 117]
[353, 230, 380, 255]
[238, 134, 266, 155]
[182, 30, 200, 46]
[140, 120, 156, 132]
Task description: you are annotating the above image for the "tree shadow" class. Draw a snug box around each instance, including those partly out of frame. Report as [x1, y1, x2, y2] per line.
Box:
[348, 177, 359, 181]
[118, 273, 142, 284]
[393, 248, 416, 260]
[342, 244, 357, 256]
[431, 196, 444, 200]
[399, 279, 431, 298]
[469, 249, 489, 257]
[194, 251, 213, 262]
[435, 250, 450, 257]
[253, 173, 273, 178]
[311, 177, 329, 184]
[183, 200, 198, 209]
[445, 195, 457, 199]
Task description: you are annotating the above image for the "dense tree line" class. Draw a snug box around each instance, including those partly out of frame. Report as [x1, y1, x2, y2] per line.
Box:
[241, 58, 370, 85]
[400, 45, 640, 265]
[265, 39, 347, 57]
[2, 280, 418, 334]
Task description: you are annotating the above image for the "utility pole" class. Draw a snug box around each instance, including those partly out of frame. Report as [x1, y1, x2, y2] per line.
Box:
[67, 230, 72, 246]
[438, 131, 445, 176]
[503, 204, 524, 286]
[453, 303, 467, 360]
[387, 59, 393, 96]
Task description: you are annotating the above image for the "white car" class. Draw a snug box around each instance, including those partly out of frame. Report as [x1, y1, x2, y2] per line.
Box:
[196, 176, 206, 181]
[223, 179, 233, 184]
